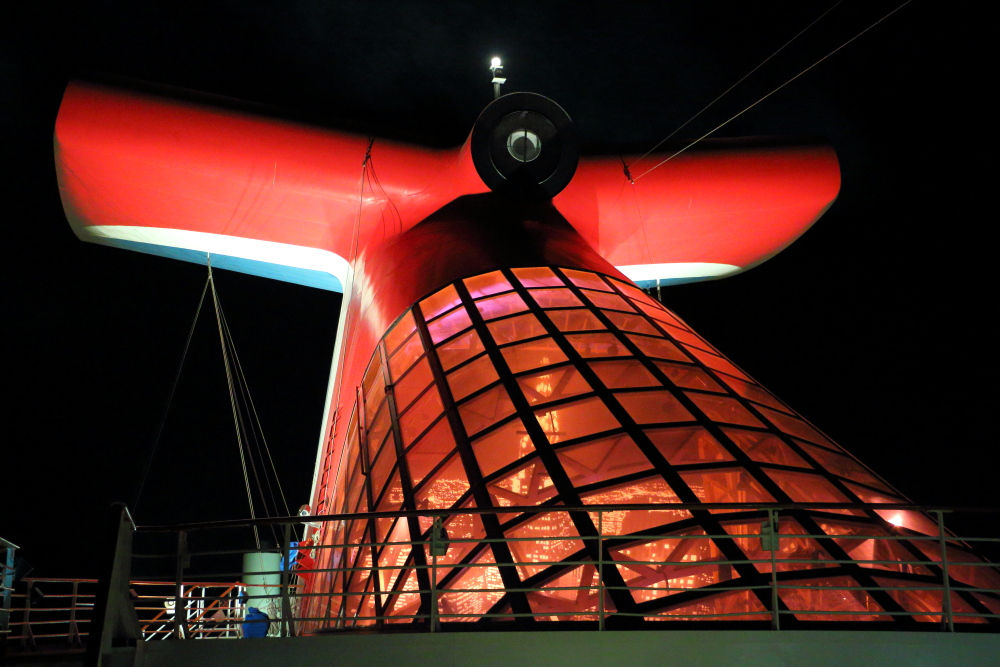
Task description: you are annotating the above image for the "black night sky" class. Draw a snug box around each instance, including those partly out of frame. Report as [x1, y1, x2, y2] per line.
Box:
[2, 2, 992, 577]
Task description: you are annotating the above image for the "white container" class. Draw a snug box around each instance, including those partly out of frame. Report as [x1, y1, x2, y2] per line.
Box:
[242, 551, 282, 627]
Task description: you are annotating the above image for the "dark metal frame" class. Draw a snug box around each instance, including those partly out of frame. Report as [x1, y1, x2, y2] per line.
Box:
[313, 266, 998, 627]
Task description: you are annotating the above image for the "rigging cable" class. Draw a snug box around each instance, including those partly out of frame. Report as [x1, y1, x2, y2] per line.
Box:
[208, 258, 262, 550]
[632, 0, 913, 182]
[325, 138, 375, 512]
[133, 276, 211, 514]
[219, 307, 297, 534]
[216, 302, 286, 546]
[630, 1, 844, 169]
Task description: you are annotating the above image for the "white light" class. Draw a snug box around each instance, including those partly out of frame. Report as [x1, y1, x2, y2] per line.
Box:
[491, 57, 502, 69]
[889, 514, 904, 527]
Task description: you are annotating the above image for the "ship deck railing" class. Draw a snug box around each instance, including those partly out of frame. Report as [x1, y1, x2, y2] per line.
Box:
[4, 503, 999, 656]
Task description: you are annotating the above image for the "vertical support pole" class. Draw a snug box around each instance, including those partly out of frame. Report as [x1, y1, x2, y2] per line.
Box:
[597, 510, 605, 631]
[429, 516, 439, 632]
[768, 509, 780, 631]
[935, 510, 955, 632]
[20, 580, 34, 650]
[173, 531, 188, 640]
[85, 503, 139, 667]
[280, 522, 297, 637]
[69, 580, 81, 646]
[0, 539, 15, 658]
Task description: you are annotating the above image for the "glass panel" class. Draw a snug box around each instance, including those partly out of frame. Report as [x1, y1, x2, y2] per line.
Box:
[645, 426, 733, 464]
[475, 292, 529, 320]
[817, 520, 933, 576]
[362, 353, 384, 398]
[506, 511, 583, 578]
[679, 468, 775, 507]
[756, 406, 833, 447]
[683, 346, 751, 381]
[528, 287, 583, 308]
[535, 396, 619, 444]
[512, 266, 564, 287]
[369, 448, 396, 502]
[610, 279, 654, 305]
[458, 384, 516, 436]
[634, 301, 689, 330]
[646, 590, 770, 621]
[665, 326, 716, 353]
[440, 549, 504, 620]
[487, 312, 547, 345]
[405, 417, 456, 486]
[472, 418, 536, 477]
[430, 509, 487, 583]
[906, 538, 1000, 591]
[613, 529, 731, 603]
[723, 428, 809, 467]
[446, 354, 499, 401]
[589, 359, 659, 388]
[414, 453, 469, 510]
[841, 484, 935, 534]
[531, 565, 603, 621]
[398, 388, 444, 445]
[436, 329, 486, 371]
[685, 392, 764, 427]
[367, 402, 392, 462]
[427, 307, 473, 344]
[376, 470, 404, 513]
[384, 310, 416, 355]
[393, 357, 433, 412]
[420, 284, 462, 320]
[546, 308, 606, 332]
[517, 364, 592, 405]
[561, 268, 613, 291]
[795, 441, 892, 491]
[565, 332, 631, 358]
[464, 270, 512, 298]
[487, 459, 557, 509]
[557, 434, 651, 486]
[601, 309, 659, 335]
[388, 332, 424, 380]
[582, 289, 635, 312]
[765, 469, 851, 505]
[719, 374, 790, 412]
[501, 337, 568, 373]
[723, 518, 834, 573]
[616, 390, 693, 424]
[655, 361, 724, 392]
[873, 577, 985, 624]
[582, 477, 691, 534]
[627, 334, 689, 362]
[778, 576, 888, 621]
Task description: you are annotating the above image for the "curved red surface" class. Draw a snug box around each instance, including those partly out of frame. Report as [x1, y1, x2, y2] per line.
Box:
[54, 81, 487, 258]
[55, 82, 839, 279]
[555, 142, 840, 272]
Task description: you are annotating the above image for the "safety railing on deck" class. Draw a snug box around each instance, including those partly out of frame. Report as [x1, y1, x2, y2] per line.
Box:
[3, 578, 251, 653]
[119, 503, 999, 636]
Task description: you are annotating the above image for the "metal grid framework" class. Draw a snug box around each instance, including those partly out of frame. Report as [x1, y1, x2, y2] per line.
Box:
[307, 266, 1000, 627]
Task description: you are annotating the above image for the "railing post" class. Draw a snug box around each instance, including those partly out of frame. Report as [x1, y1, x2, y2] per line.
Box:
[767, 509, 780, 631]
[280, 522, 297, 637]
[935, 510, 955, 632]
[173, 530, 188, 640]
[0, 538, 16, 658]
[429, 516, 440, 632]
[69, 580, 81, 647]
[19, 580, 34, 650]
[85, 503, 139, 667]
[597, 510, 605, 631]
